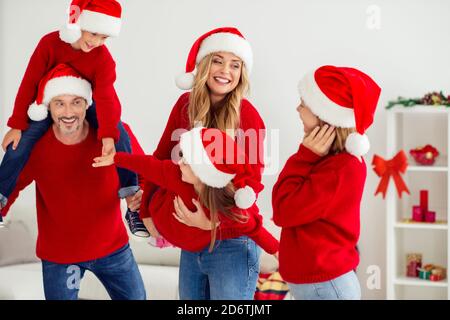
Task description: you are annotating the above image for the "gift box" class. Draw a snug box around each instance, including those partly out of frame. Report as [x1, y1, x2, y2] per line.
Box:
[418, 269, 431, 280]
[406, 253, 422, 277]
[424, 211, 436, 223]
[430, 266, 447, 281]
[412, 206, 424, 222]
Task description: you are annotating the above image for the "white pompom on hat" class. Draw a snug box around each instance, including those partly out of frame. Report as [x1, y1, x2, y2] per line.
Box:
[298, 65, 381, 157]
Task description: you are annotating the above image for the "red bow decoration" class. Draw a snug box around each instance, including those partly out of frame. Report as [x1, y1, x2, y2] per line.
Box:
[372, 151, 410, 199]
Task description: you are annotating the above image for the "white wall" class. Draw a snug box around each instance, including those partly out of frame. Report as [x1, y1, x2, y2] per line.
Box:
[1, 0, 450, 299]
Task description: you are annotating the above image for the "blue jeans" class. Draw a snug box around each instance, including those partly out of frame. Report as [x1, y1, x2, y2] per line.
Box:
[41, 243, 146, 300]
[0, 102, 138, 207]
[179, 236, 261, 300]
[287, 271, 361, 300]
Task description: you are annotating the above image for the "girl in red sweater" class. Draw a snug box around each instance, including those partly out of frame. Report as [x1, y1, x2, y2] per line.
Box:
[272, 65, 381, 300]
[0, 0, 149, 238]
[94, 127, 279, 300]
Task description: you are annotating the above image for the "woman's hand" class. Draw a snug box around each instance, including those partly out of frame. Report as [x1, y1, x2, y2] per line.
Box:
[143, 217, 160, 238]
[92, 153, 115, 167]
[302, 125, 336, 156]
[172, 196, 219, 230]
[2, 129, 22, 151]
[126, 189, 143, 212]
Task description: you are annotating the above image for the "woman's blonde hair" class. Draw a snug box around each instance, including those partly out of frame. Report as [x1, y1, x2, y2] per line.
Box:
[188, 53, 251, 251]
[318, 119, 355, 154]
[198, 183, 249, 252]
[188, 53, 250, 133]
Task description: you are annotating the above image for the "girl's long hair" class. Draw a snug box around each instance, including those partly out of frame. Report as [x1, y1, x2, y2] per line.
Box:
[197, 183, 249, 252]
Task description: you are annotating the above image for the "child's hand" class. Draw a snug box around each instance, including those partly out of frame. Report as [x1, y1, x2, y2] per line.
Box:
[126, 189, 143, 212]
[2, 129, 22, 151]
[302, 125, 336, 156]
[101, 137, 116, 156]
[173, 196, 220, 231]
[143, 217, 160, 238]
[92, 153, 115, 167]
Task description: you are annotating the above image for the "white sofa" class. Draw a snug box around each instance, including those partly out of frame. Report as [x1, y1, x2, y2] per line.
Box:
[0, 203, 280, 300]
[0, 203, 181, 300]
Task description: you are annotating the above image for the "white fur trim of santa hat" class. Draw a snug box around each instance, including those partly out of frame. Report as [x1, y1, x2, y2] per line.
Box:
[234, 185, 256, 209]
[196, 32, 253, 73]
[78, 10, 122, 37]
[176, 32, 253, 90]
[298, 71, 356, 128]
[345, 132, 370, 157]
[42, 76, 92, 106]
[27, 103, 49, 121]
[179, 127, 236, 188]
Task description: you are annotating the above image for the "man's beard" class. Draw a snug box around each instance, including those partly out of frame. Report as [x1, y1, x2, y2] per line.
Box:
[57, 116, 81, 135]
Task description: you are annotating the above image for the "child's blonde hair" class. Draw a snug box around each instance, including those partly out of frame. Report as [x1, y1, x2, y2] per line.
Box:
[188, 53, 250, 134]
[197, 183, 249, 252]
[318, 119, 356, 154]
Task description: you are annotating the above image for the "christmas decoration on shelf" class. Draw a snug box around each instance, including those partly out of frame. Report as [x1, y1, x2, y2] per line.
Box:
[411, 190, 436, 223]
[409, 145, 440, 165]
[372, 150, 410, 199]
[406, 253, 447, 282]
[406, 253, 422, 277]
[386, 91, 450, 109]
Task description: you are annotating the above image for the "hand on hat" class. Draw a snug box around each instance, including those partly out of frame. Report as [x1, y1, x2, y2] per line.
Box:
[173, 196, 220, 231]
[303, 125, 336, 157]
[2, 129, 22, 152]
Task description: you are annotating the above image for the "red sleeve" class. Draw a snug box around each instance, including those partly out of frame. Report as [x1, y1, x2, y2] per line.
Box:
[239, 100, 266, 198]
[114, 152, 192, 200]
[92, 48, 121, 141]
[122, 122, 146, 189]
[219, 210, 279, 254]
[8, 35, 51, 130]
[1, 157, 35, 217]
[272, 144, 339, 228]
[140, 93, 189, 218]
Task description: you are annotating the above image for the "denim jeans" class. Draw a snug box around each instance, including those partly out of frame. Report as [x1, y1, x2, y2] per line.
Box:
[0, 102, 138, 207]
[179, 236, 261, 300]
[287, 270, 361, 300]
[41, 243, 146, 300]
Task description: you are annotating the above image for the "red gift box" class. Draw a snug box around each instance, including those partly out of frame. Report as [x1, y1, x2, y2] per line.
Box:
[412, 205, 424, 222]
[425, 211, 436, 223]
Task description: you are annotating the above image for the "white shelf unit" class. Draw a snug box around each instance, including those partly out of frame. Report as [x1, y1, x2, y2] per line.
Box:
[386, 105, 450, 300]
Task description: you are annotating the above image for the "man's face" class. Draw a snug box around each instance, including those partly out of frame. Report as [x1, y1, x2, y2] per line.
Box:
[49, 95, 87, 136]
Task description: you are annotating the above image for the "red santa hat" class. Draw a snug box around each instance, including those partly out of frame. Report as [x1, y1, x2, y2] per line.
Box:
[28, 63, 93, 121]
[179, 127, 263, 210]
[176, 27, 253, 90]
[298, 65, 381, 157]
[59, 0, 122, 44]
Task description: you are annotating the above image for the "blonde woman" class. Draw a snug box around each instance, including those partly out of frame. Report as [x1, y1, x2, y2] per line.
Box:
[140, 27, 270, 299]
